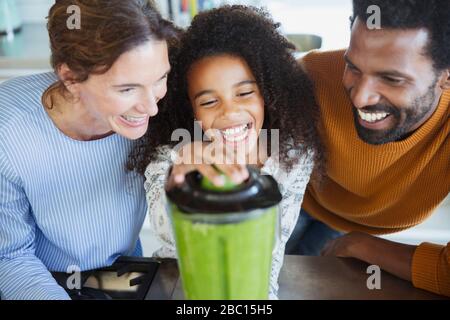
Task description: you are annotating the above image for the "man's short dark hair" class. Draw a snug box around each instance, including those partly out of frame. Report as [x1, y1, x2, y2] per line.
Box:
[352, 0, 450, 70]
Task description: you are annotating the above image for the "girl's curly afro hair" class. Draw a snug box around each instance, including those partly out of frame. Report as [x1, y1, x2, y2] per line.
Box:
[128, 5, 324, 179]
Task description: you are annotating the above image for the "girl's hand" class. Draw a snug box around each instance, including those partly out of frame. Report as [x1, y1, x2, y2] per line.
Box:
[167, 140, 249, 189]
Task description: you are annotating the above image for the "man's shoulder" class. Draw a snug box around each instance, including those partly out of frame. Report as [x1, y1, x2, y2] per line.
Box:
[301, 49, 346, 67]
[300, 49, 347, 83]
[299, 50, 353, 128]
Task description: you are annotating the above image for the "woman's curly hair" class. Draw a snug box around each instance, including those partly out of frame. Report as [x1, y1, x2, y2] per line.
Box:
[128, 5, 324, 180]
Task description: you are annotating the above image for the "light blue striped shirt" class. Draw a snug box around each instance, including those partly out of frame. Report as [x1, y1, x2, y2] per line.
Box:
[0, 73, 147, 300]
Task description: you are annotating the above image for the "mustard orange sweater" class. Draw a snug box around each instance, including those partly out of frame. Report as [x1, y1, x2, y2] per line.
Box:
[301, 50, 450, 297]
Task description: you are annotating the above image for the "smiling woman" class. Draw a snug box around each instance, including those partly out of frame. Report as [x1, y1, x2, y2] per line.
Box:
[43, 0, 177, 141]
[0, 0, 178, 300]
[46, 40, 171, 141]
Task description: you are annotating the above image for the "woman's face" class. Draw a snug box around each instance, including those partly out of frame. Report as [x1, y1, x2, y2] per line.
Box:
[187, 55, 264, 156]
[68, 40, 171, 140]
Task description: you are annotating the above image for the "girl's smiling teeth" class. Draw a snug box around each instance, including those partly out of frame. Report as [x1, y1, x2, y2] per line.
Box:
[219, 123, 252, 143]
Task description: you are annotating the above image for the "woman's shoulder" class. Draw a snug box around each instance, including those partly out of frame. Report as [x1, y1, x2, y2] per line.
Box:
[0, 72, 57, 130]
[0, 72, 57, 100]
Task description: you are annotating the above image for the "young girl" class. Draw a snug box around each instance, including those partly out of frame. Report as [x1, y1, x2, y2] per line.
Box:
[128, 5, 324, 298]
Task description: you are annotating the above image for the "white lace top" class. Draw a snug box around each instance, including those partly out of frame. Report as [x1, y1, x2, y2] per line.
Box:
[144, 145, 314, 299]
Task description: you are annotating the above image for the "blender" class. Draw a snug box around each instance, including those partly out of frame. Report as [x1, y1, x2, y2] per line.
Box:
[166, 166, 282, 300]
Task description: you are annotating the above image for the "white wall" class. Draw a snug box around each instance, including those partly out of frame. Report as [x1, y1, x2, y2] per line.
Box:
[16, 0, 53, 23]
[264, 0, 352, 50]
[382, 196, 450, 246]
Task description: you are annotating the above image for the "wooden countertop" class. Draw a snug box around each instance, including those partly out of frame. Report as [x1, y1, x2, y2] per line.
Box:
[145, 256, 447, 300]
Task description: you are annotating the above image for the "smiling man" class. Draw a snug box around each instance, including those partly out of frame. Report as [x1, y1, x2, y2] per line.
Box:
[287, 0, 450, 297]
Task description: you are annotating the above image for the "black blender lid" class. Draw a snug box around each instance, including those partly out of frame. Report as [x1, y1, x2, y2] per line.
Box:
[165, 166, 282, 214]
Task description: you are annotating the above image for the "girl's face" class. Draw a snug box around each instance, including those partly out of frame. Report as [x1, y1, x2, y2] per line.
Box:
[187, 55, 264, 155]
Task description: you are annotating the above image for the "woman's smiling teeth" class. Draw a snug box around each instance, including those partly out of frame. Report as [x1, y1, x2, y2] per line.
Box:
[121, 115, 147, 124]
[220, 123, 250, 143]
[358, 110, 390, 123]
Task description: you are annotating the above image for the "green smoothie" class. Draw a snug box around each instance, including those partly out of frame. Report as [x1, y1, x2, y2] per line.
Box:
[170, 204, 277, 300]
[166, 167, 282, 300]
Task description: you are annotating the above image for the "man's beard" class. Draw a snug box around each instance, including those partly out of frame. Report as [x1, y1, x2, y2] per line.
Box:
[352, 80, 439, 145]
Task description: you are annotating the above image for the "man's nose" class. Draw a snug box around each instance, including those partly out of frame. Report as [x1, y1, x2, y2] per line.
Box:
[350, 78, 381, 109]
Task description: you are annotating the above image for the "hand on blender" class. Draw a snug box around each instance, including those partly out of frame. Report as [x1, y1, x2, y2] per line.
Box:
[166, 136, 250, 190]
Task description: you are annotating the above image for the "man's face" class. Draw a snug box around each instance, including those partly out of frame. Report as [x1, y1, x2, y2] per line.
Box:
[343, 18, 444, 145]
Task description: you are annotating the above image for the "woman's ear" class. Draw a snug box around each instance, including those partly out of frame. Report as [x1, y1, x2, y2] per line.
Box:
[439, 69, 450, 90]
[57, 63, 80, 96]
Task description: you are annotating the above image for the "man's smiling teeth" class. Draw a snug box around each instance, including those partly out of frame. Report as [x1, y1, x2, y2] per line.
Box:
[221, 124, 249, 142]
[358, 110, 390, 123]
[121, 115, 147, 123]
